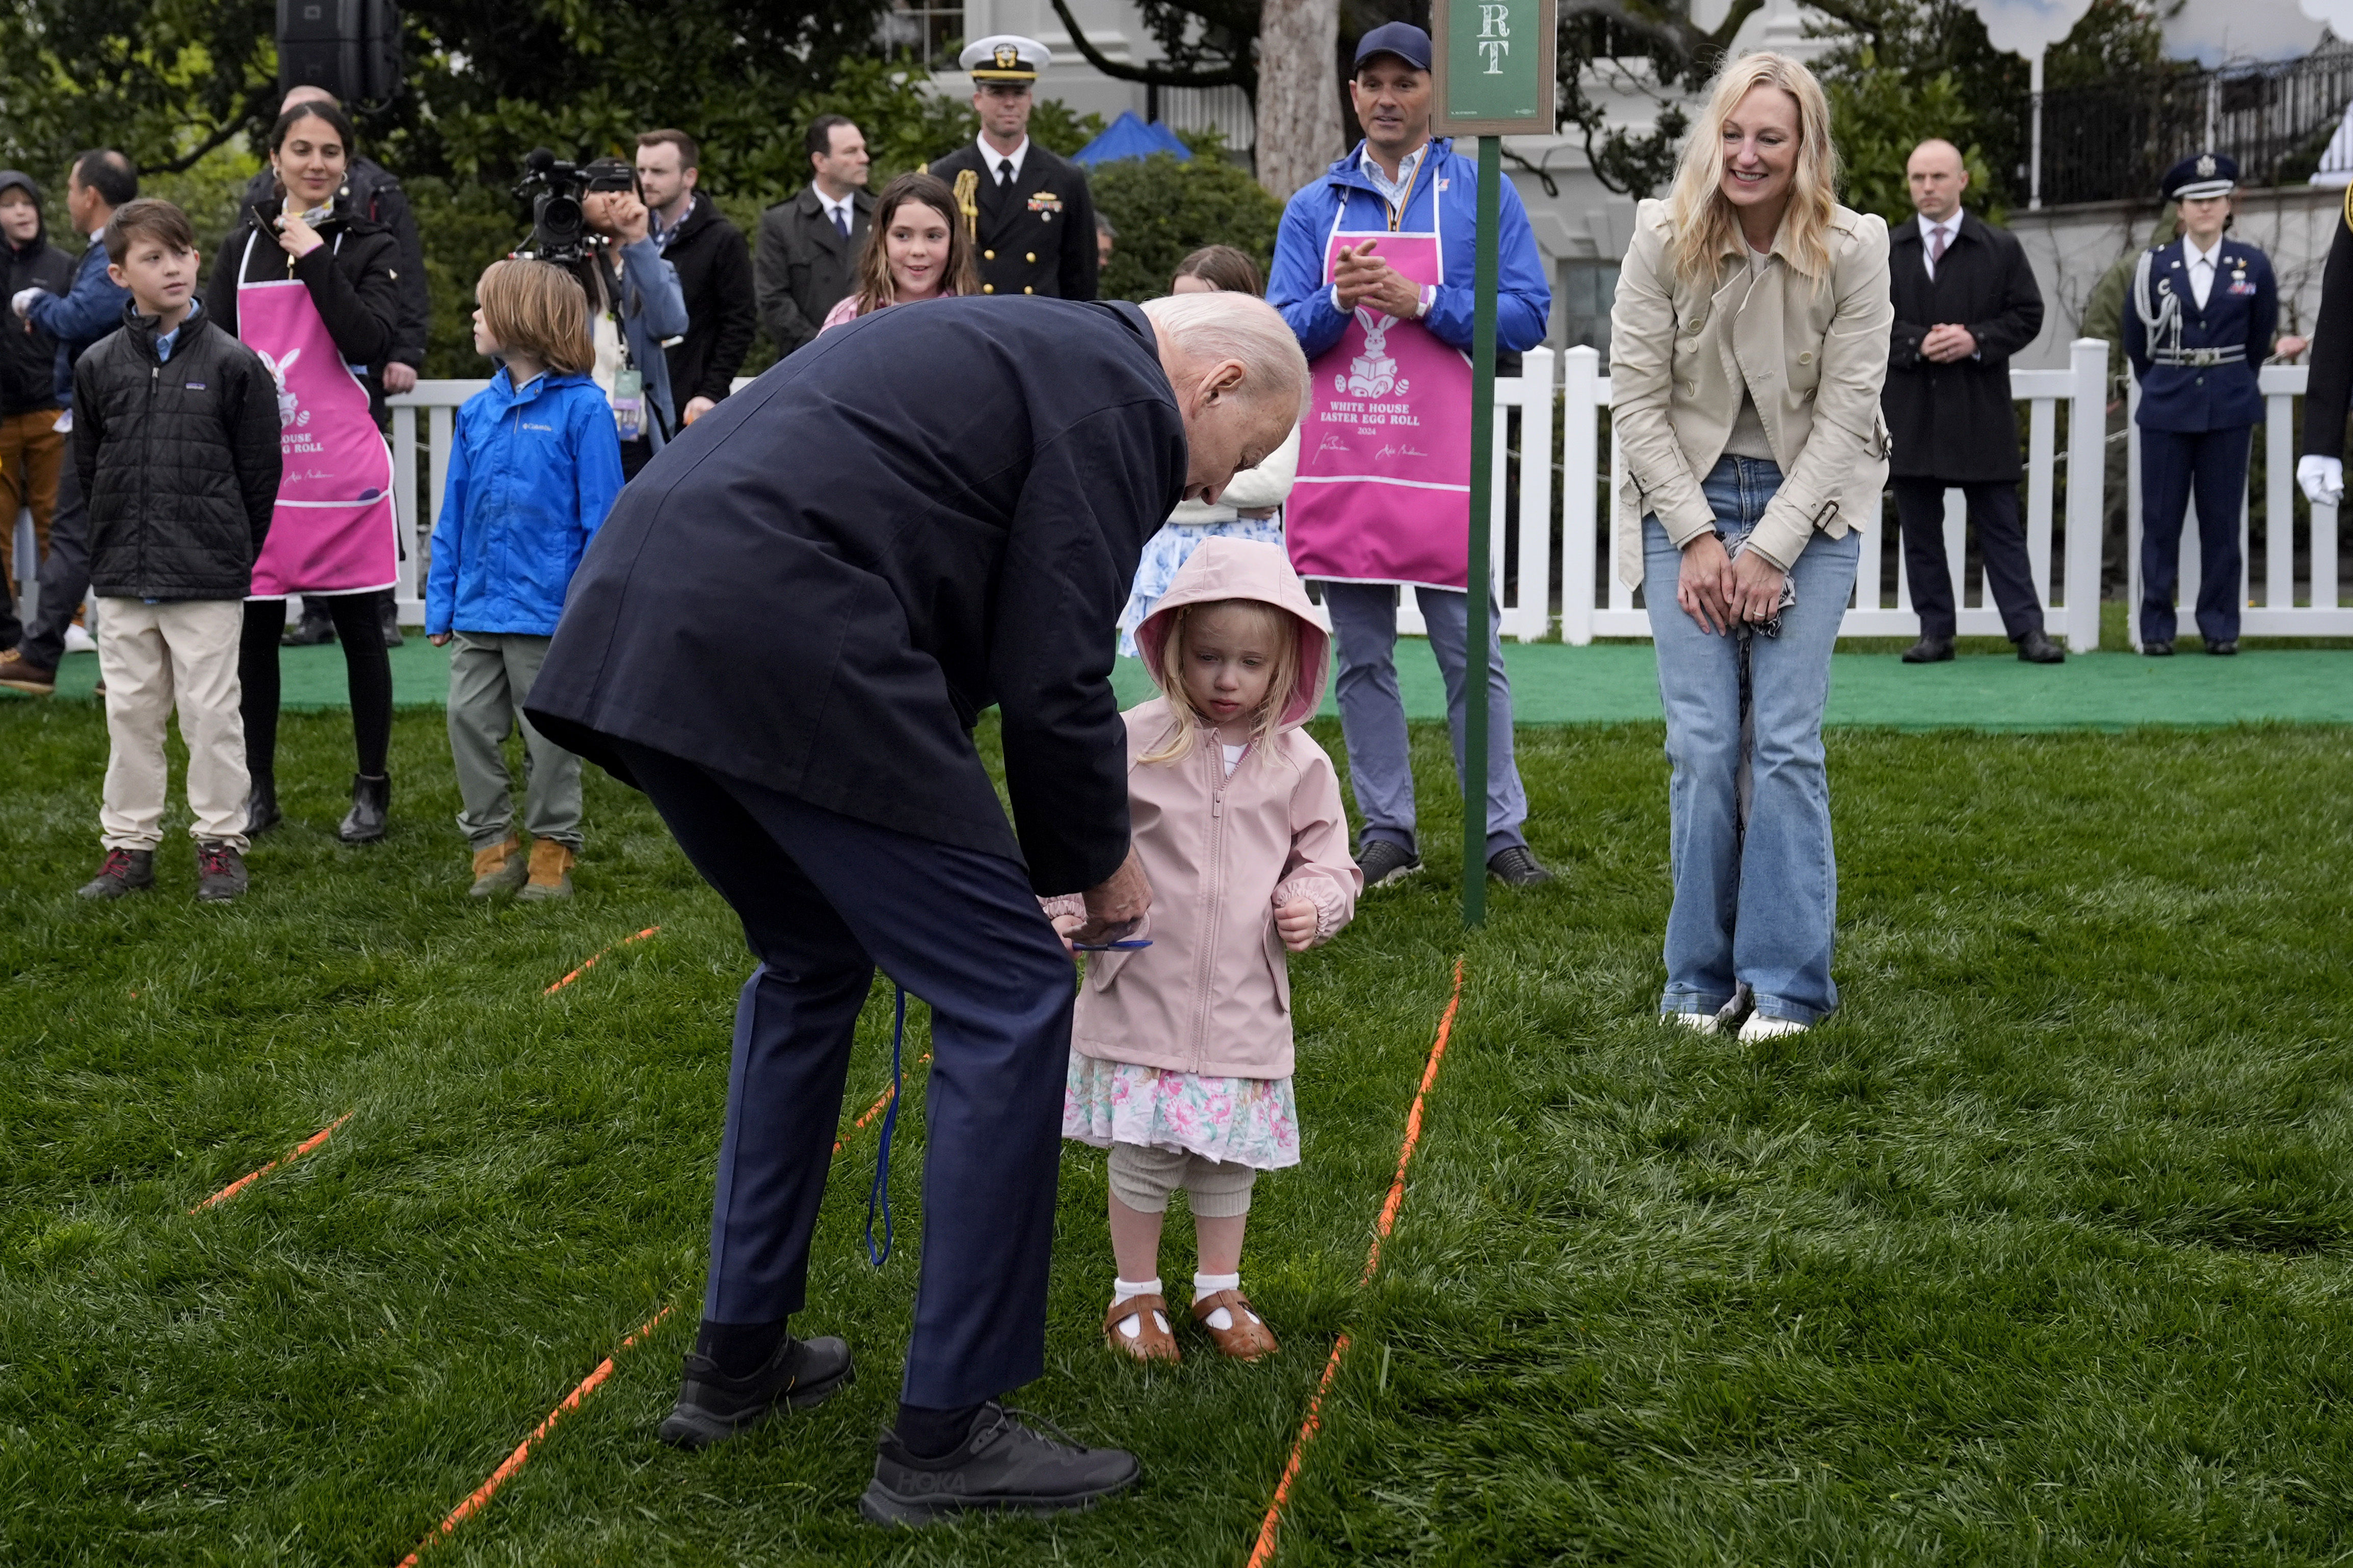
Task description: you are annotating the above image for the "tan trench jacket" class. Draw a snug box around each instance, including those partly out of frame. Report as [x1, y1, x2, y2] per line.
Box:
[1608, 197, 1894, 584]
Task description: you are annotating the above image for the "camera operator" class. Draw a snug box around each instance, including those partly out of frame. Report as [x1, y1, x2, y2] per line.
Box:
[568, 157, 688, 480]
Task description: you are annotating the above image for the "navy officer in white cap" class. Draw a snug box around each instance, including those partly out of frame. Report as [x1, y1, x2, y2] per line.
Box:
[2125, 152, 2303, 654]
[926, 36, 1100, 301]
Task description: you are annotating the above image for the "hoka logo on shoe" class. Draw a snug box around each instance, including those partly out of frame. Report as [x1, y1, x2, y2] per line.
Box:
[901, 1471, 970, 1494]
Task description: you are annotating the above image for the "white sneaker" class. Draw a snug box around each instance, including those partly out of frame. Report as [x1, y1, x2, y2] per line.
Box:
[63, 623, 96, 654]
[1662, 1011, 1719, 1035]
[1737, 1014, 1808, 1042]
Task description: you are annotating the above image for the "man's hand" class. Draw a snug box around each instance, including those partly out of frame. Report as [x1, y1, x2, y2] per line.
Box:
[1275, 897, 1319, 952]
[1920, 323, 1976, 362]
[382, 363, 418, 395]
[2298, 454, 2343, 507]
[1075, 843, 1151, 945]
[683, 395, 716, 426]
[1677, 531, 1737, 636]
[1332, 240, 1421, 320]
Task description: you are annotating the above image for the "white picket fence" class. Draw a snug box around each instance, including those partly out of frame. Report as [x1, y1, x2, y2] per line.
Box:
[2124, 363, 2353, 648]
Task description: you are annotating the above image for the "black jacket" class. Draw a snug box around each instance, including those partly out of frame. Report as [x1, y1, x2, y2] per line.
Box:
[923, 142, 1099, 302]
[526, 298, 1185, 894]
[207, 198, 402, 424]
[755, 184, 873, 357]
[658, 191, 756, 406]
[73, 303, 282, 600]
[0, 195, 73, 413]
[241, 157, 428, 369]
[2302, 198, 2353, 461]
[1884, 212, 2044, 483]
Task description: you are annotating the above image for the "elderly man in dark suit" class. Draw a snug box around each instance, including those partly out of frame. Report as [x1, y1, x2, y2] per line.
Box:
[755, 115, 873, 358]
[1885, 138, 2061, 665]
[526, 291, 1305, 1526]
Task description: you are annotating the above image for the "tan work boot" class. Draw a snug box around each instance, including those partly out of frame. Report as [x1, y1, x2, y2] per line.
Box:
[469, 834, 525, 898]
[517, 839, 576, 902]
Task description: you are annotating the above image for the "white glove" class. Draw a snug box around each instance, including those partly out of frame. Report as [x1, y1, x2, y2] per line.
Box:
[2298, 454, 2343, 508]
[10, 286, 45, 318]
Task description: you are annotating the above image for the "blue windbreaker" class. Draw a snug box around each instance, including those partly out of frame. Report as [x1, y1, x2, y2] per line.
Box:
[1267, 139, 1551, 363]
[24, 235, 134, 406]
[426, 368, 624, 637]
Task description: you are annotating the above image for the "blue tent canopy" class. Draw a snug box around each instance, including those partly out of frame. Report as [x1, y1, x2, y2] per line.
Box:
[1071, 111, 1192, 167]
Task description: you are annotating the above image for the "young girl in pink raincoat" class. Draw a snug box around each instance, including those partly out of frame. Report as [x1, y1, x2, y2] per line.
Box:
[1047, 536, 1361, 1364]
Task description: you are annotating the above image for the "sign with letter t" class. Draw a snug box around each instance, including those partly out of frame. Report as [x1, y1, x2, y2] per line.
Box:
[1431, 0, 1558, 136]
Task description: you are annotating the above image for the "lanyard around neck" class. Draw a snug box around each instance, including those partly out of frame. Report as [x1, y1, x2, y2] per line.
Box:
[1375, 146, 1425, 233]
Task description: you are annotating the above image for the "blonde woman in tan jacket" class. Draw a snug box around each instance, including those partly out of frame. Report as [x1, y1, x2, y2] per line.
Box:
[1609, 52, 1891, 1042]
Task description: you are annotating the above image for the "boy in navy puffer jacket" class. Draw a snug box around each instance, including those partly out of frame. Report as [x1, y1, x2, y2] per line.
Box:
[426, 259, 622, 901]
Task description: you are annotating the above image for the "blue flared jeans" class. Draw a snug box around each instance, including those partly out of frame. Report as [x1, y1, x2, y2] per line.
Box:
[1643, 457, 1860, 1025]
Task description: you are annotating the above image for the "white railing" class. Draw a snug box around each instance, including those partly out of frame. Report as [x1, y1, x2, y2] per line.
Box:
[1564, 338, 2109, 650]
[2124, 363, 2352, 649]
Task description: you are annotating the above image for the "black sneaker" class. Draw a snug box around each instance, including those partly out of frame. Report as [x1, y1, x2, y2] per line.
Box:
[1901, 635, 1954, 663]
[2143, 640, 2174, 657]
[76, 847, 155, 899]
[655, 1334, 854, 1450]
[1486, 845, 1554, 887]
[2015, 629, 2066, 664]
[2206, 639, 2238, 656]
[195, 841, 248, 902]
[860, 1403, 1140, 1528]
[1356, 840, 1421, 890]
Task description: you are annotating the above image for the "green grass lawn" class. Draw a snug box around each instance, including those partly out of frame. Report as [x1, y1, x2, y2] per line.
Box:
[4, 700, 2352, 1565]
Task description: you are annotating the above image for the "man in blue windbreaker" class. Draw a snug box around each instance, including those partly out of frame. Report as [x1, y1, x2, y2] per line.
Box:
[1266, 21, 1555, 891]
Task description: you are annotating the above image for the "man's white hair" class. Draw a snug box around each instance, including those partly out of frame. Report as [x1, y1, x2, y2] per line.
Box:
[1141, 290, 1309, 415]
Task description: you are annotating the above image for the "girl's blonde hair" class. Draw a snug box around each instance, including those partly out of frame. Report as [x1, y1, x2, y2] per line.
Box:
[1137, 598, 1302, 766]
[1663, 51, 1839, 290]
[477, 258, 595, 376]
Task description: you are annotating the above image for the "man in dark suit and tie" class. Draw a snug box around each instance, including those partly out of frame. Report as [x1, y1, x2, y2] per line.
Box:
[524, 291, 1306, 1525]
[924, 36, 1099, 302]
[754, 115, 873, 358]
[1884, 138, 2062, 665]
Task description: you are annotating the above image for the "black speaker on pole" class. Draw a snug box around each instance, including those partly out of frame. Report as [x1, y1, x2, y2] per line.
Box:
[276, 0, 402, 104]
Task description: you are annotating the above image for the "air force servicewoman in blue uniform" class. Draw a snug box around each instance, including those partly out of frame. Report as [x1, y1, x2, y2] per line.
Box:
[2124, 153, 2303, 654]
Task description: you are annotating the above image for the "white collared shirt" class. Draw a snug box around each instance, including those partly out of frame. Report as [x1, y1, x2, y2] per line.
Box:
[1916, 212, 1961, 279]
[816, 188, 857, 236]
[2182, 234, 2222, 309]
[980, 135, 1030, 188]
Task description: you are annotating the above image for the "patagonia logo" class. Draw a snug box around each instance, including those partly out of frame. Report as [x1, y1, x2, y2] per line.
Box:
[1026, 192, 1064, 212]
[184, 381, 205, 390]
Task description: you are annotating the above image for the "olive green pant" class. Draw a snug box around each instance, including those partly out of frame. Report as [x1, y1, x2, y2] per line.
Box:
[445, 631, 581, 852]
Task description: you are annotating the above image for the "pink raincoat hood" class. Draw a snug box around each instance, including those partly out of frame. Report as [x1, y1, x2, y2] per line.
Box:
[1132, 537, 1329, 728]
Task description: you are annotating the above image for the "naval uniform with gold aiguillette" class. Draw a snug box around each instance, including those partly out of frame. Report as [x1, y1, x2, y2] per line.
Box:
[924, 140, 1100, 301]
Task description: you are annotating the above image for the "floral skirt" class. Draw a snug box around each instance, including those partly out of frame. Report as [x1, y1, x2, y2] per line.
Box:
[1063, 1052, 1301, 1171]
[1117, 516, 1288, 657]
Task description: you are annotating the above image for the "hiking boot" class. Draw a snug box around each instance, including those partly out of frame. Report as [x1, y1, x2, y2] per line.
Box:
[0, 652, 57, 694]
[860, 1403, 1141, 1528]
[469, 835, 526, 898]
[195, 841, 248, 902]
[244, 772, 281, 837]
[1487, 845, 1554, 887]
[338, 773, 389, 844]
[656, 1335, 854, 1450]
[516, 839, 575, 902]
[77, 847, 155, 899]
[1355, 840, 1421, 890]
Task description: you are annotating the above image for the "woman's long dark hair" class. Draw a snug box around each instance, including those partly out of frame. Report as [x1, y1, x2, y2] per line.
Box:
[848, 171, 979, 317]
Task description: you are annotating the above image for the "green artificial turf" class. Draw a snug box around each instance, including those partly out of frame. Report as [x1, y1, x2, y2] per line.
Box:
[4, 702, 2352, 1564]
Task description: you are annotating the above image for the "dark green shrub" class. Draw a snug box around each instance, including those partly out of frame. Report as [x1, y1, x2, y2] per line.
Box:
[1091, 150, 1283, 303]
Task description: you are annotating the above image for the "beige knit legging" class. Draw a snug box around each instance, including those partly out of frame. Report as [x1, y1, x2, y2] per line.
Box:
[1107, 1141, 1258, 1218]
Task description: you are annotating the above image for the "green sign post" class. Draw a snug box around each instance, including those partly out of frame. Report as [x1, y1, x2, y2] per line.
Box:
[1431, 0, 1555, 928]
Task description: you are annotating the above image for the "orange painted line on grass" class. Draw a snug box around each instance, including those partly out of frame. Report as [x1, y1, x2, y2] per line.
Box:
[1245, 955, 1467, 1568]
[188, 1112, 354, 1214]
[397, 1304, 674, 1566]
[832, 1052, 932, 1155]
[543, 926, 661, 995]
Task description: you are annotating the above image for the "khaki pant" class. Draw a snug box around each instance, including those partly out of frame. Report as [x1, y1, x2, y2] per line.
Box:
[96, 597, 250, 851]
[446, 631, 582, 851]
[0, 407, 63, 608]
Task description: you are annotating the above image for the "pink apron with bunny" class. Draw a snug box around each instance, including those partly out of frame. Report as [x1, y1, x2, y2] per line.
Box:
[235, 231, 398, 598]
[1284, 226, 1474, 591]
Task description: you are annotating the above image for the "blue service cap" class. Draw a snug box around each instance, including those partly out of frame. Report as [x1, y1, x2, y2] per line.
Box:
[1354, 21, 1433, 71]
[2162, 151, 2238, 203]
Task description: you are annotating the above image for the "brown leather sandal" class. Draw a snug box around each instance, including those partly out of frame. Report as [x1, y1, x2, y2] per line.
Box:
[1103, 1293, 1180, 1363]
[1192, 1288, 1279, 1360]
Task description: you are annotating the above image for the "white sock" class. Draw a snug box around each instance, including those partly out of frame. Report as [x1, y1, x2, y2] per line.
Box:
[1194, 1271, 1242, 1331]
[1110, 1276, 1164, 1341]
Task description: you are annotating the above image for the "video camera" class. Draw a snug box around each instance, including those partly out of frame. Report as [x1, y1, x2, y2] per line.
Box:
[514, 148, 636, 264]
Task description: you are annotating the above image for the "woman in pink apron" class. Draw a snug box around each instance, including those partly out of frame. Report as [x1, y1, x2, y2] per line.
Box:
[208, 100, 403, 843]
